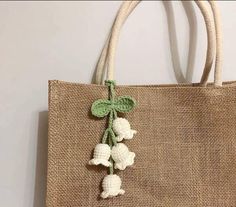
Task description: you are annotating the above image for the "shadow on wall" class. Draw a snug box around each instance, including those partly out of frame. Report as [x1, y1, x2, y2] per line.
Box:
[92, 1, 197, 84]
[33, 111, 48, 207]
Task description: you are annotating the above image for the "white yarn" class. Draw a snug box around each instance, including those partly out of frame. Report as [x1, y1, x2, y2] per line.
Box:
[101, 174, 125, 199]
[113, 118, 137, 142]
[90, 118, 136, 197]
[111, 143, 135, 170]
[88, 144, 111, 167]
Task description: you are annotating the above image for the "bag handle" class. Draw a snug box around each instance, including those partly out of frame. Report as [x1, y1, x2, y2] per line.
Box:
[95, 1, 200, 85]
[209, 1, 222, 86]
[107, 0, 219, 85]
[95, 1, 222, 86]
[95, 1, 218, 85]
[95, 1, 137, 85]
[95, 1, 195, 85]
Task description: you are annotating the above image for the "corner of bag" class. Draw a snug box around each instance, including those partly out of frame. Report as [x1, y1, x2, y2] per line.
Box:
[48, 80, 60, 104]
[48, 80, 61, 87]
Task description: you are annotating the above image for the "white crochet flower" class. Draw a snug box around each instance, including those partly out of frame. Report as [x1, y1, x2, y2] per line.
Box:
[88, 144, 111, 167]
[113, 118, 137, 142]
[100, 174, 125, 199]
[111, 143, 135, 170]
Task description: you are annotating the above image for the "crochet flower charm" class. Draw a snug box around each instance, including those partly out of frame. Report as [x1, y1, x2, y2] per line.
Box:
[89, 80, 137, 199]
[88, 144, 111, 167]
[113, 118, 137, 142]
[111, 143, 135, 170]
[100, 174, 125, 199]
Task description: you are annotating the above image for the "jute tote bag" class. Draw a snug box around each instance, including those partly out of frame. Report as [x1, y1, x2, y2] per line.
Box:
[46, 1, 236, 206]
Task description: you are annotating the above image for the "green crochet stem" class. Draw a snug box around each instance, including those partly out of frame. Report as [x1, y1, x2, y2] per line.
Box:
[101, 80, 117, 144]
[101, 112, 117, 145]
[105, 81, 117, 174]
[109, 136, 114, 175]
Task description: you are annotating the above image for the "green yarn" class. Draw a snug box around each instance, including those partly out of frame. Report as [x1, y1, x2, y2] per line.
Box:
[91, 80, 136, 175]
[106, 80, 116, 102]
[114, 96, 136, 113]
[102, 129, 109, 144]
[108, 135, 114, 175]
[91, 99, 112, 117]
[91, 96, 136, 118]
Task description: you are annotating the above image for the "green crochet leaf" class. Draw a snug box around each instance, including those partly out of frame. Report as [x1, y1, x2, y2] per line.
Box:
[91, 99, 112, 117]
[114, 96, 136, 113]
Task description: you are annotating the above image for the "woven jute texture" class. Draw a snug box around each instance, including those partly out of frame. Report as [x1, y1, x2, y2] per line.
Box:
[46, 80, 236, 207]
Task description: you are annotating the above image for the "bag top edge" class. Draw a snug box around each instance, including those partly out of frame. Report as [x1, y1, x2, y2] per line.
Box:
[48, 80, 236, 90]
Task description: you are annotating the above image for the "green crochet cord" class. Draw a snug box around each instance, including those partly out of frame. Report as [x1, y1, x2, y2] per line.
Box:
[91, 80, 136, 174]
[104, 80, 116, 175]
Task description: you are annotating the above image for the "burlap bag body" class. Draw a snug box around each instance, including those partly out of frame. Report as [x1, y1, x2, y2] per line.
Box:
[46, 1, 236, 206]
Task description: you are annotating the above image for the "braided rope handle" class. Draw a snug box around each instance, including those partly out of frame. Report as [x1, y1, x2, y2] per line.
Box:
[95, 1, 222, 86]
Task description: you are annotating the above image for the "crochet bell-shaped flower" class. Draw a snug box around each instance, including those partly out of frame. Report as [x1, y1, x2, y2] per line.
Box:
[100, 174, 125, 199]
[113, 117, 137, 142]
[88, 144, 111, 167]
[111, 143, 135, 170]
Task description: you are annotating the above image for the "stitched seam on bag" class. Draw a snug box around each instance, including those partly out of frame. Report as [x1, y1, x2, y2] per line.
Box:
[47, 81, 55, 206]
[47, 80, 60, 207]
[56, 82, 60, 206]
[49, 80, 236, 91]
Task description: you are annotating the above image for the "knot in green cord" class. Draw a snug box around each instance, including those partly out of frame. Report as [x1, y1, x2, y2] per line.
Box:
[105, 80, 116, 87]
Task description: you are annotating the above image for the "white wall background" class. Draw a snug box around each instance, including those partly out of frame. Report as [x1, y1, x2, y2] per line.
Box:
[0, 1, 235, 207]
